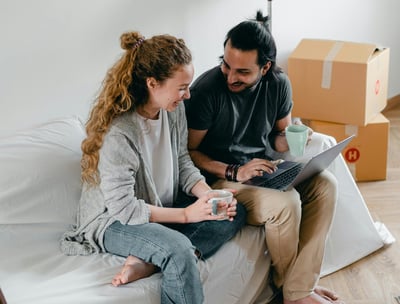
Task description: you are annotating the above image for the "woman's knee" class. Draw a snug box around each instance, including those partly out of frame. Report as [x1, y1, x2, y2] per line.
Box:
[158, 231, 202, 303]
[215, 203, 247, 236]
[165, 236, 198, 273]
[106, 222, 196, 267]
[163, 229, 195, 258]
[234, 202, 247, 227]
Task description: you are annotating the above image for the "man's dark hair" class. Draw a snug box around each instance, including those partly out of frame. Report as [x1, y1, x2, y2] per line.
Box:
[223, 10, 282, 80]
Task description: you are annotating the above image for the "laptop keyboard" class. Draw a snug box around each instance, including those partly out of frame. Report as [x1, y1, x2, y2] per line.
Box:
[259, 163, 304, 189]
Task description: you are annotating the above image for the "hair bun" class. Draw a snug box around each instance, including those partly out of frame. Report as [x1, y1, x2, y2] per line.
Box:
[255, 10, 269, 24]
[120, 31, 143, 50]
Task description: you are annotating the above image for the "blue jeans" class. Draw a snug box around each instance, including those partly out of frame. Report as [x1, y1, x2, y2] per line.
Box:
[104, 195, 246, 304]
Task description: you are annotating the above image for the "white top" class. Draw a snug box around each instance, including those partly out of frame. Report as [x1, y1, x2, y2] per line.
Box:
[135, 109, 174, 206]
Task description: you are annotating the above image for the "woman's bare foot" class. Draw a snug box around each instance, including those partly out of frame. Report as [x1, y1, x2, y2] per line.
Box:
[112, 255, 157, 287]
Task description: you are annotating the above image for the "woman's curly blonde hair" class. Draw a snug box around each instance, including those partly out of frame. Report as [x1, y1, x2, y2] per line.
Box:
[81, 31, 192, 185]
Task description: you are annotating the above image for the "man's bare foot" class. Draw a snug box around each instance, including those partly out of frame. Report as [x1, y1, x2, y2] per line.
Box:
[314, 286, 341, 302]
[284, 293, 335, 304]
[112, 255, 157, 287]
[283, 286, 344, 304]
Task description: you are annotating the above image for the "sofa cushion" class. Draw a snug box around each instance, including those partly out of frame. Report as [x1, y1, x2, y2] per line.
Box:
[0, 116, 85, 225]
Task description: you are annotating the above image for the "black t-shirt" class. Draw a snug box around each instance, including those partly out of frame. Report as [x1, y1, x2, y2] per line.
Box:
[185, 66, 292, 182]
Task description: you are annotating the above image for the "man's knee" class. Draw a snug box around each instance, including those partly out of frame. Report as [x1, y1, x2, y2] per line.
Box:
[298, 170, 338, 219]
[314, 170, 338, 205]
[239, 187, 302, 226]
[211, 179, 303, 226]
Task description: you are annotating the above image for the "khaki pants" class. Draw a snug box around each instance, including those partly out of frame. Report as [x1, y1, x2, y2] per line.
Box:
[212, 170, 337, 301]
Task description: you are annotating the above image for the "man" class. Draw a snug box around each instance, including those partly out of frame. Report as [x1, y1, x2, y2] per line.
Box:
[185, 11, 343, 304]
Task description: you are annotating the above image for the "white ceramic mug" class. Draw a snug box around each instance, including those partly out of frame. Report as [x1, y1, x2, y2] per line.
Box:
[207, 189, 233, 220]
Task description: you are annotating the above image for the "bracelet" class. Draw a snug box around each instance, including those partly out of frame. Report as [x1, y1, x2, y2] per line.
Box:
[225, 164, 235, 181]
[233, 164, 241, 182]
[225, 164, 240, 182]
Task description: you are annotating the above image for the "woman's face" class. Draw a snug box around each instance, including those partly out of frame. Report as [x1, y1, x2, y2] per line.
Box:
[147, 63, 194, 113]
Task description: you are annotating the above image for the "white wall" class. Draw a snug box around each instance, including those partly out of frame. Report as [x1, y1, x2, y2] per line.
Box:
[1, 0, 399, 136]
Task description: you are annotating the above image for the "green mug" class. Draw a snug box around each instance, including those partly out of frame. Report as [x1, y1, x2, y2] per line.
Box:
[285, 124, 309, 157]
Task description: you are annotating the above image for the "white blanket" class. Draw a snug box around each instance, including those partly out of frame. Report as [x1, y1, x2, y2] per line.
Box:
[0, 116, 273, 304]
[0, 116, 385, 303]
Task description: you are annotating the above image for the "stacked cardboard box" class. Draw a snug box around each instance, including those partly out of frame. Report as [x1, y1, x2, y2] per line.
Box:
[288, 39, 390, 181]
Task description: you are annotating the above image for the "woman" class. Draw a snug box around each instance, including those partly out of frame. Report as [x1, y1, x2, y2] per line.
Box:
[60, 31, 246, 304]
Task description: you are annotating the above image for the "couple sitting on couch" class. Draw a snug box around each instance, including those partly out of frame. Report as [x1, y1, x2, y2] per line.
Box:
[61, 11, 343, 304]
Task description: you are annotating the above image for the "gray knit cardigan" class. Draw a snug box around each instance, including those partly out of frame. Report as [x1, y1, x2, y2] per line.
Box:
[60, 103, 205, 255]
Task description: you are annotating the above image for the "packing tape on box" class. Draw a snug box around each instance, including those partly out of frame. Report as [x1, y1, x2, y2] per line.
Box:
[345, 124, 358, 137]
[321, 41, 344, 89]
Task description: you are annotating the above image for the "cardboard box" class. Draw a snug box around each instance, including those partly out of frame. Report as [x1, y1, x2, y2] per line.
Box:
[288, 39, 390, 126]
[306, 113, 389, 181]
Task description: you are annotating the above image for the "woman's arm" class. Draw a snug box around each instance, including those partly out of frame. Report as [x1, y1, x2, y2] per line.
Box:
[148, 192, 224, 223]
[190, 180, 212, 198]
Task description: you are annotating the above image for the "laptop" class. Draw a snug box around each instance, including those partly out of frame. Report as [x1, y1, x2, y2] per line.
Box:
[243, 135, 355, 191]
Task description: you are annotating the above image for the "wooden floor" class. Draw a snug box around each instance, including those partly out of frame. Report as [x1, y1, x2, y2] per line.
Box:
[319, 100, 400, 304]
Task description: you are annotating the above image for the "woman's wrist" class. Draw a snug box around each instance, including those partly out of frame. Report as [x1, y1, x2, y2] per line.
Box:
[191, 180, 211, 198]
[182, 208, 189, 224]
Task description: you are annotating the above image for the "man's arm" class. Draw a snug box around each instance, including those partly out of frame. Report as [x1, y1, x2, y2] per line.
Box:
[187, 128, 228, 180]
[188, 128, 279, 183]
[273, 114, 292, 152]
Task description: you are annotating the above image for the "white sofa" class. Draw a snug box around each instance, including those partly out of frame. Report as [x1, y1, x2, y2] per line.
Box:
[0, 116, 385, 304]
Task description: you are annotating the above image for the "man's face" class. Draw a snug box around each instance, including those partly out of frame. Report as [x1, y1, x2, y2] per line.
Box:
[220, 40, 269, 93]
